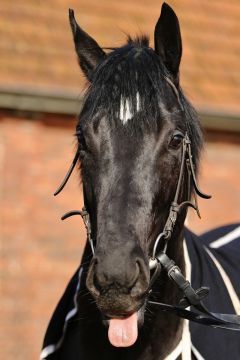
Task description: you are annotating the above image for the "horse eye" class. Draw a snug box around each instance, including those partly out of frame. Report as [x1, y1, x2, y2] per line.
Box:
[169, 131, 184, 149]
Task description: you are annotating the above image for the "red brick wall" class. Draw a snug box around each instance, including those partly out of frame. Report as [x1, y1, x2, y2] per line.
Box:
[187, 131, 240, 232]
[0, 112, 239, 359]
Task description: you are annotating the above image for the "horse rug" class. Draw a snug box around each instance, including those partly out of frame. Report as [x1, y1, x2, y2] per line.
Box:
[40, 223, 240, 360]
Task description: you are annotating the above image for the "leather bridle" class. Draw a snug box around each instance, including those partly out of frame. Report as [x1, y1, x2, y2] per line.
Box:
[53, 80, 240, 331]
[148, 132, 209, 288]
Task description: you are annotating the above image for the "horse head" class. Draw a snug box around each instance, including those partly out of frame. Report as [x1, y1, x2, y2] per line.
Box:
[67, 3, 203, 347]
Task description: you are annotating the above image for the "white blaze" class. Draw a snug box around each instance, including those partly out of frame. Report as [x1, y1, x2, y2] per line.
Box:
[136, 91, 140, 112]
[119, 92, 140, 124]
[120, 97, 132, 124]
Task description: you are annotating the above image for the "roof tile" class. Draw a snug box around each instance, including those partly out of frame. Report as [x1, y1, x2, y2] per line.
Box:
[0, 0, 239, 113]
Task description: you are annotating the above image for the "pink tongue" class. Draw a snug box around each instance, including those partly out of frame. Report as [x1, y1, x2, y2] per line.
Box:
[108, 312, 138, 347]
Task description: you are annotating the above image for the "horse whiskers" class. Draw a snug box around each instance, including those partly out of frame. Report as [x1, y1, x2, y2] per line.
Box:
[71, 315, 88, 322]
[78, 290, 92, 299]
[80, 259, 91, 267]
[145, 305, 154, 315]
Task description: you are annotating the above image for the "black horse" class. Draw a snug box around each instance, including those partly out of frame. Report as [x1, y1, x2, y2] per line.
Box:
[41, 3, 240, 359]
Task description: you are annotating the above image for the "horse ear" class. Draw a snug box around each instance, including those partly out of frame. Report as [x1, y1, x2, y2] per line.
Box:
[154, 3, 182, 82]
[69, 9, 106, 81]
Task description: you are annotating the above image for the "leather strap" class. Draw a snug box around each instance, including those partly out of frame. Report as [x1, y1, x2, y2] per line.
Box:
[148, 301, 240, 331]
[149, 252, 240, 331]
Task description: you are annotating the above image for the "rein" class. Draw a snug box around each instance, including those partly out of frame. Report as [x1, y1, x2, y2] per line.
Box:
[53, 81, 240, 332]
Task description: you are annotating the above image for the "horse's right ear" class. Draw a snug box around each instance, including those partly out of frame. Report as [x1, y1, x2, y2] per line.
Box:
[69, 9, 106, 81]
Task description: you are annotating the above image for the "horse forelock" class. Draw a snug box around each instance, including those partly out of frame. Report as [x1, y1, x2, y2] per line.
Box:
[78, 37, 203, 168]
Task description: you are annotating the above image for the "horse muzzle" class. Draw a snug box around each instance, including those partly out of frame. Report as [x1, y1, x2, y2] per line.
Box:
[86, 253, 149, 316]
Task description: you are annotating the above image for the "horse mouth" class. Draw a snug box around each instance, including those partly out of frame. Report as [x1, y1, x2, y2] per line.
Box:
[102, 303, 146, 347]
[86, 253, 149, 347]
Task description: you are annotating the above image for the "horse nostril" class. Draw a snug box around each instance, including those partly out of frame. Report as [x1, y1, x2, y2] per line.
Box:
[87, 257, 113, 295]
[93, 270, 105, 293]
[128, 262, 140, 289]
[86, 258, 100, 297]
[130, 259, 149, 298]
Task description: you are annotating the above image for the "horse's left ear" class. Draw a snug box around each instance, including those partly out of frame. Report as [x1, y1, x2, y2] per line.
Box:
[154, 3, 182, 83]
[69, 9, 106, 81]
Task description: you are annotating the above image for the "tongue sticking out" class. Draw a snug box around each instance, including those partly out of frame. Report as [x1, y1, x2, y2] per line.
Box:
[108, 312, 138, 347]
